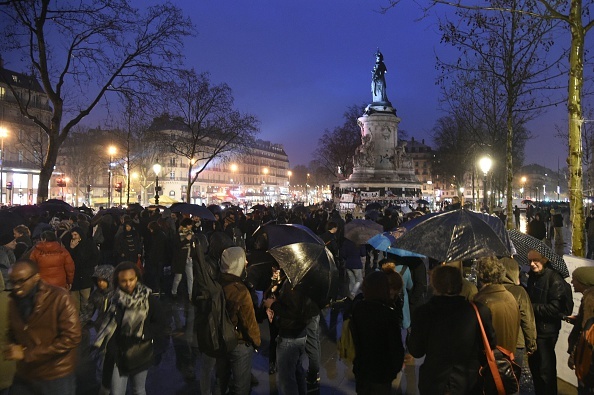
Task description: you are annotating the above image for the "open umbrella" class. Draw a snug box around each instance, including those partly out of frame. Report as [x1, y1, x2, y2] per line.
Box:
[344, 219, 383, 245]
[207, 204, 223, 215]
[263, 223, 338, 308]
[39, 199, 73, 213]
[367, 232, 425, 258]
[416, 199, 430, 205]
[170, 202, 216, 221]
[522, 199, 533, 205]
[251, 204, 267, 211]
[395, 209, 511, 262]
[269, 243, 338, 309]
[508, 229, 569, 278]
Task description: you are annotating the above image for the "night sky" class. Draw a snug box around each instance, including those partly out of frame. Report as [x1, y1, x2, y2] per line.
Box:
[121, 1, 570, 170]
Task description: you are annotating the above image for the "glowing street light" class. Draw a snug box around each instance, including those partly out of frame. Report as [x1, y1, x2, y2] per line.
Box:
[107, 146, 117, 207]
[479, 156, 492, 211]
[0, 127, 8, 204]
[153, 162, 162, 205]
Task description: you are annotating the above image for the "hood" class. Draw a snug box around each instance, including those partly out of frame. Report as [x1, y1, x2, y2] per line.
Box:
[93, 264, 115, 281]
[70, 226, 87, 241]
[35, 240, 64, 253]
[0, 270, 5, 292]
[220, 246, 246, 277]
[500, 257, 520, 285]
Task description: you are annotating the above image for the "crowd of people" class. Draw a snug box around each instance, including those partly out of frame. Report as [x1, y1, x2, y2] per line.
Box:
[0, 202, 592, 395]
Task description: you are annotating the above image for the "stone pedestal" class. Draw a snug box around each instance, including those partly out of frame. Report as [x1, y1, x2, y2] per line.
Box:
[339, 106, 421, 198]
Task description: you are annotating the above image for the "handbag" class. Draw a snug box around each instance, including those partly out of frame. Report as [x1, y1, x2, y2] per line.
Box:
[119, 338, 154, 373]
[471, 302, 521, 395]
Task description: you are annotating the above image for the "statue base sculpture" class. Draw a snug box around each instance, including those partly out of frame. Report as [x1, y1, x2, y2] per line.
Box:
[339, 106, 421, 201]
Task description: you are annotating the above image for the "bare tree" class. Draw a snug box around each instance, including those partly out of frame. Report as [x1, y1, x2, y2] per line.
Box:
[0, 0, 194, 202]
[155, 69, 259, 203]
[313, 104, 365, 179]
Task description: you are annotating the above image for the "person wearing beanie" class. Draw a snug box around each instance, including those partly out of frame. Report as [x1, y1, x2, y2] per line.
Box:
[217, 246, 261, 395]
[568, 266, 594, 391]
[500, 256, 537, 371]
[526, 249, 567, 395]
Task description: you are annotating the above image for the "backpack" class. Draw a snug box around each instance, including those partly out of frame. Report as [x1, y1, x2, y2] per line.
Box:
[550, 271, 574, 317]
[575, 317, 594, 386]
[191, 244, 238, 358]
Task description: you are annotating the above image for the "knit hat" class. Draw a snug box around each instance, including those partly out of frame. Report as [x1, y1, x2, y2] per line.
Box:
[220, 247, 246, 277]
[572, 267, 594, 287]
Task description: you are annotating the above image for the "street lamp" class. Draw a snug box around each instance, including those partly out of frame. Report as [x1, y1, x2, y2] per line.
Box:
[306, 173, 310, 205]
[0, 127, 7, 205]
[479, 156, 492, 211]
[107, 146, 116, 207]
[153, 162, 162, 205]
[521, 176, 527, 199]
[287, 170, 292, 201]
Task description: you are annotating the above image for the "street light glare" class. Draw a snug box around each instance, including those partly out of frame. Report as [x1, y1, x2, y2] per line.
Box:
[153, 163, 162, 176]
[479, 157, 492, 175]
[108, 146, 117, 155]
[230, 163, 238, 172]
[0, 127, 8, 138]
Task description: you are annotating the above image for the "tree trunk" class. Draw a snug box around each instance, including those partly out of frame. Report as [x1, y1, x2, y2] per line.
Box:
[36, 137, 61, 203]
[568, 0, 585, 257]
[506, 111, 514, 230]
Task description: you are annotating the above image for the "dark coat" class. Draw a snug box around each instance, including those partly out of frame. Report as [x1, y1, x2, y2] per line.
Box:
[114, 229, 142, 263]
[339, 238, 365, 270]
[408, 295, 496, 395]
[65, 228, 99, 291]
[527, 219, 547, 240]
[351, 299, 404, 384]
[527, 266, 565, 338]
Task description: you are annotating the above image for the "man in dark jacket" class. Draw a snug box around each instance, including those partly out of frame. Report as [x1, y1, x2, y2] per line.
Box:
[5, 259, 81, 395]
[527, 249, 566, 395]
[527, 212, 547, 241]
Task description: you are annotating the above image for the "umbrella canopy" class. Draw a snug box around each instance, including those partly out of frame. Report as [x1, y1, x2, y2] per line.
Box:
[263, 223, 324, 249]
[344, 219, 383, 245]
[508, 229, 569, 278]
[9, 205, 43, 218]
[395, 209, 511, 262]
[170, 202, 216, 221]
[367, 232, 425, 258]
[207, 204, 223, 215]
[39, 199, 73, 214]
[416, 199, 430, 205]
[268, 243, 338, 309]
[522, 199, 533, 205]
[251, 204, 267, 211]
[365, 202, 383, 212]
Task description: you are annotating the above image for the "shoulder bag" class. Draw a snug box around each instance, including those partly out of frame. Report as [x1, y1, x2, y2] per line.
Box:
[471, 302, 522, 395]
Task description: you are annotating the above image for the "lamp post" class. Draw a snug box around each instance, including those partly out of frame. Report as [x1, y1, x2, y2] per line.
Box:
[261, 167, 269, 204]
[107, 146, 116, 207]
[479, 156, 492, 211]
[521, 176, 527, 199]
[287, 170, 292, 202]
[153, 162, 162, 205]
[459, 186, 465, 206]
[0, 127, 8, 205]
[306, 173, 310, 205]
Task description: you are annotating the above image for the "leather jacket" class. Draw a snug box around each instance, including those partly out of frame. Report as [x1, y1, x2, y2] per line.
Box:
[8, 280, 81, 381]
[527, 267, 564, 338]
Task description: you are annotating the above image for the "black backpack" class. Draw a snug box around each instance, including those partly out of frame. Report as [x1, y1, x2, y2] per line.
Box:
[191, 243, 238, 357]
[549, 270, 574, 318]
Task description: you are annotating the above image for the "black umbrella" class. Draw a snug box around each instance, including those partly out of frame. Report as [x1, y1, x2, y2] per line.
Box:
[170, 202, 216, 221]
[416, 199, 430, 205]
[9, 205, 43, 218]
[246, 250, 279, 291]
[507, 229, 569, 278]
[365, 202, 383, 212]
[395, 209, 511, 262]
[207, 204, 223, 215]
[0, 210, 24, 238]
[269, 243, 338, 309]
[251, 204, 267, 211]
[263, 223, 324, 249]
[344, 219, 383, 245]
[39, 199, 73, 214]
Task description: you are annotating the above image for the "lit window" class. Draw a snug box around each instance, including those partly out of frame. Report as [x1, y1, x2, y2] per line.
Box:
[169, 171, 175, 180]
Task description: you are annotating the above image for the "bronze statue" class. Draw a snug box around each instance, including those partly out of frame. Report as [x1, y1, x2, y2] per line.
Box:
[371, 49, 388, 103]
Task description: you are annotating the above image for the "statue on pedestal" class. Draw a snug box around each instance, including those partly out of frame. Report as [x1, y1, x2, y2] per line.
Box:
[371, 49, 389, 103]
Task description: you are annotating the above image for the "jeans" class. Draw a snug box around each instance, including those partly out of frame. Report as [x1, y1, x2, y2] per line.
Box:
[70, 288, 90, 312]
[529, 336, 558, 395]
[172, 257, 194, 299]
[347, 269, 363, 299]
[200, 353, 217, 395]
[276, 336, 307, 395]
[10, 374, 76, 395]
[305, 314, 320, 381]
[111, 364, 148, 395]
[216, 342, 254, 395]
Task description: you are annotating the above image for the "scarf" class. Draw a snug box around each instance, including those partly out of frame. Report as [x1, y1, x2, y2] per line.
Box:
[94, 282, 151, 349]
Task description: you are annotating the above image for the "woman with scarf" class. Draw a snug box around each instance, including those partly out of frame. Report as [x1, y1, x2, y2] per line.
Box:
[114, 221, 142, 265]
[94, 261, 166, 395]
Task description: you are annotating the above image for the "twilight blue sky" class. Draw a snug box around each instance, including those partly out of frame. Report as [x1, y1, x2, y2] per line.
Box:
[122, 1, 570, 169]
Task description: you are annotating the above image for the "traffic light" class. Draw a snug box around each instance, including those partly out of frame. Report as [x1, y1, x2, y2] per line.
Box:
[56, 178, 66, 187]
[115, 182, 122, 193]
[86, 185, 91, 192]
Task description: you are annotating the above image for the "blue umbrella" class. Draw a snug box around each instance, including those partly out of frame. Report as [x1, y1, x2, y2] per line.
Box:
[367, 232, 425, 258]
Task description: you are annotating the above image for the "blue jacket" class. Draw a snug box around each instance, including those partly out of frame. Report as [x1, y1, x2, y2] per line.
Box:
[339, 238, 365, 270]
